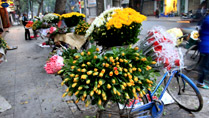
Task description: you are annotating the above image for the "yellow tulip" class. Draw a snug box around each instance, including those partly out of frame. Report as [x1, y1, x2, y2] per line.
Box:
[112, 79, 116, 84]
[72, 83, 77, 88]
[87, 62, 91, 65]
[109, 71, 113, 76]
[87, 71, 93, 75]
[107, 84, 111, 89]
[86, 79, 90, 84]
[94, 68, 98, 72]
[78, 86, 83, 90]
[90, 91, 94, 96]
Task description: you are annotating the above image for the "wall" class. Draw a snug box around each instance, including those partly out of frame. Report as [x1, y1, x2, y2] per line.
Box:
[142, 1, 154, 15]
[188, 0, 200, 12]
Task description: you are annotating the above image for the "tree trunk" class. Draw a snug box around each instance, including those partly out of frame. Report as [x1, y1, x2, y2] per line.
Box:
[54, 0, 67, 14]
[37, 0, 44, 16]
[97, 0, 104, 16]
[30, 0, 33, 18]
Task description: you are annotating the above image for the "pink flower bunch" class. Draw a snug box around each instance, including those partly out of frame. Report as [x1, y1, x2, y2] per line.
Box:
[49, 27, 57, 34]
[44, 55, 64, 74]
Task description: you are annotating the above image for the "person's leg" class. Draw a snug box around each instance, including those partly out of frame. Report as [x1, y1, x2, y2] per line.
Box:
[197, 54, 209, 88]
[26, 29, 31, 40]
[25, 29, 28, 40]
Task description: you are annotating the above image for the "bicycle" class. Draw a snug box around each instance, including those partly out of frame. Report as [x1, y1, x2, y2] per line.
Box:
[183, 31, 201, 71]
[120, 69, 203, 118]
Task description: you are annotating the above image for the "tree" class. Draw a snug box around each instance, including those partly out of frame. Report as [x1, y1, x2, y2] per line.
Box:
[97, 0, 104, 15]
[54, 0, 67, 14]
[37, 0, 44, 16]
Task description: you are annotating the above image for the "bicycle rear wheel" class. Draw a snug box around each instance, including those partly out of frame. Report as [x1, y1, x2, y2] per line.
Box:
[165, 73, 203, 112]
[184, 45, 201, 71]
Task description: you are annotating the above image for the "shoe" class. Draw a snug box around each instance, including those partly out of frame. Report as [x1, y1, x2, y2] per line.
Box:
[196, 83, 209, 89]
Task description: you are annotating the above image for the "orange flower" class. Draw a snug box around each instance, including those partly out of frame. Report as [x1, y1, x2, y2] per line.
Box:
[96, 48, 100, 52]
[109, 71, 113, 76]
[114, 70, 119, 75]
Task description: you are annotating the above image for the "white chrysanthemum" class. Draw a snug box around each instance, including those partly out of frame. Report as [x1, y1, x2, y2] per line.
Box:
[85, 7, 123, 38]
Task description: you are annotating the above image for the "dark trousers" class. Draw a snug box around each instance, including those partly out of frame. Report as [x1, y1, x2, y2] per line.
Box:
[25, 28, 30, 40]
[198, 53, 209, 84]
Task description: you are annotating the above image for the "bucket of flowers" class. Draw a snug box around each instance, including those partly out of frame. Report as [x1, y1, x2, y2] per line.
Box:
[74, 20, 90, 35]
[58, 45, 158, 113]
[61, 12, 85, 28]
[85, 7, 147, 48]
[43, 13, 60, 23]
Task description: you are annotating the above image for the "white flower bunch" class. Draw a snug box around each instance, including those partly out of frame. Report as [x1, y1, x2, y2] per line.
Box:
[43, 13, 58, 23]
[85, 7, 122, 38]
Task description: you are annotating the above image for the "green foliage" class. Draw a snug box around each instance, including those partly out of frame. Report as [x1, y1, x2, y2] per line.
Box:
[0, 37, 8, 50]
[74, 20, 90, 35]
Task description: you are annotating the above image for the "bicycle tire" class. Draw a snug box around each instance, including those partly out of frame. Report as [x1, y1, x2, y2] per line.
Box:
[121, 95, 150, 118]
[184, 45, 200, 71]
[164, 73, 203, 112]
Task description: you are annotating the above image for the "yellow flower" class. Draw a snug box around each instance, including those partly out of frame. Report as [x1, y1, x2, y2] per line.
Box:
[93, 72, 98, 76]
[101, 69, 106, 74]
[81, 69, 87, 73]
[70, 74, 75, 77]
[81, 52, 84, 56]
[94, 55, 97, 59]
[99, 80, 103, 85]
[78, 86, 83, 90]
[112, 79, 116, 84]
[137, 87, 141, 92]
[73, 60, 77, 64]
[107, 84, 111, 89]
[124, 68, 128, 72]
[116, 57, 119, 60]
[75, 98, 79, 104]
[99, 73, 104, 77]
[138, 68, 142, 72]
[77, 68, 81, 72]
[119, 59, 124, 62]
[87, 51, 91, 55]
[98, 99, 102, 105]
[86, 79, 90, 84]
[72, 83, 77, 88]
[81, 64, 86, 67]
[66, 88, 69, 92]
[121, 85, 125, 90]
[96, 48, 100, 52]
[121, 52, 125, 56]
[114, 70, 119, 75]
[62, 93, 67, 98]
[134, 76, 138, 82]
[90, 91, 94, 96]
[73, 77, 79, 82]
[94, 68, 98, 72]
[132, 67, 137, 71]
[151, 61, 157, 64]
[109, 71, 113, 76]
[71, 66, 75, 69]
[74, 91, 79, 95]
[81, 75, 87, 79]
[141, 57, 147, 61]
[146, 66, 152, 71]
[87, 71, 93, 75]
[105, 63, 110, 68]
[134, 47, 139, 50]
[87, 62, 91, 65]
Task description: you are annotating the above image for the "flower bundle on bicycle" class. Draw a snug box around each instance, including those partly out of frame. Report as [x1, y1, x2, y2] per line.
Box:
[85, 7, 146, 48]
[138, 26, 183, 71]
[58, 46, 157, 108]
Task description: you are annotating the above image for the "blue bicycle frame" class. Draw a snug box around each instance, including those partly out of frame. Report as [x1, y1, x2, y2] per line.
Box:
[130, 70, 180, 116]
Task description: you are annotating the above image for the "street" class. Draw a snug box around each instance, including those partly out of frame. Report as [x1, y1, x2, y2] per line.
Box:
[0, 19, 209, 118]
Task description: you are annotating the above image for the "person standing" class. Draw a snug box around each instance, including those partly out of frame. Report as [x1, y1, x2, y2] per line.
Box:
[155, 8, 159, 18]
[196, 15, 209, 89]
[22, 14, 31, 40]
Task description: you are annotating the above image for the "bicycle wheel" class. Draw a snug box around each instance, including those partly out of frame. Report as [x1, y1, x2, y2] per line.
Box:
[165, 73, 203, 112]
[184, 45, 201, 71]
[121, 95, 150, 118]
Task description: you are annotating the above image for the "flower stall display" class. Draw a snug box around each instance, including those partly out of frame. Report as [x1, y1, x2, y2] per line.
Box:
[32, 20, 43, 31]
[0, 37, 8, 63]
[0, 37, 8, 50]
[43, 13, 60, 23]
[58, 46, 157, 108]
[85, 7, 147, 48]
[44, 55, 64, 74]
[74, 20, 90, 35]
[61, 12, 86, 27]
[138, 26, 183, 71]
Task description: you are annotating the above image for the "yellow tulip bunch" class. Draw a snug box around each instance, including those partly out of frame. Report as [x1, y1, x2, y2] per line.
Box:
[59, 46, 158, 108]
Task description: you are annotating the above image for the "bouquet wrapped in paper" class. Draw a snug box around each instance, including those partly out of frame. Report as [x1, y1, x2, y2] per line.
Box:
[138, 26, 183, 71]
[44, 55, 64, 74]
